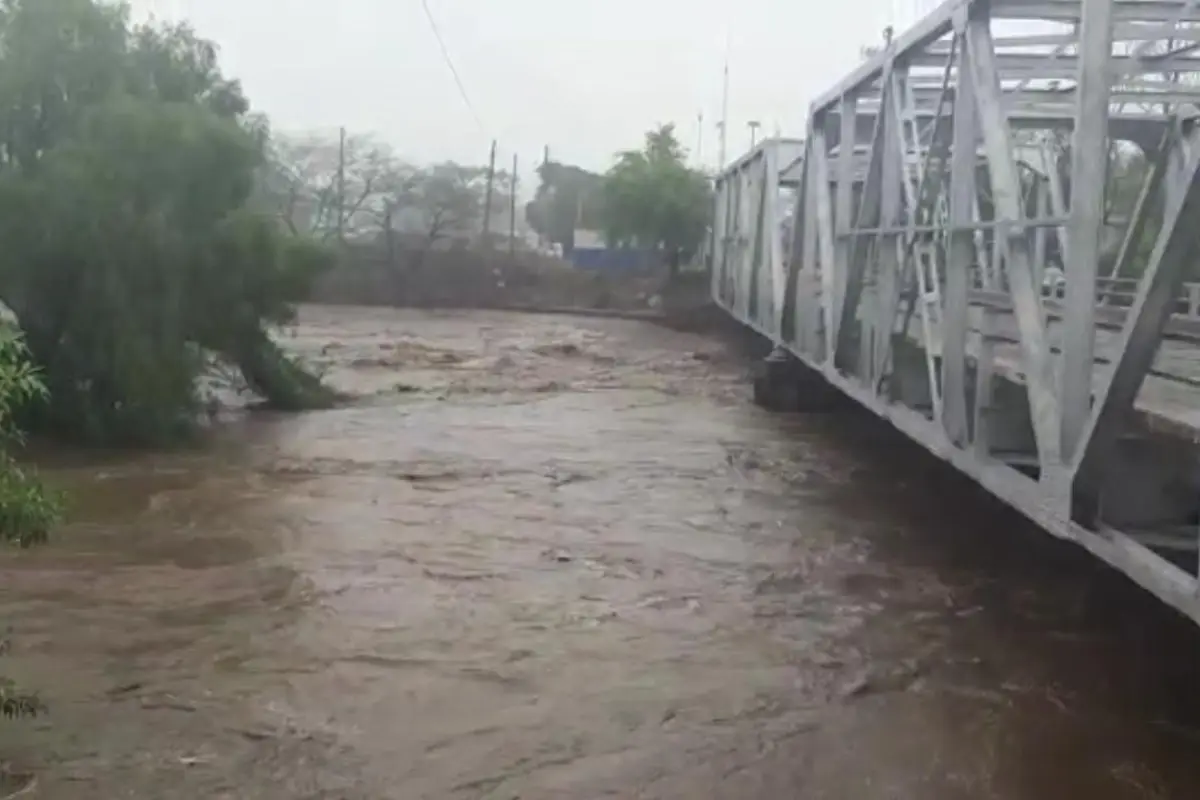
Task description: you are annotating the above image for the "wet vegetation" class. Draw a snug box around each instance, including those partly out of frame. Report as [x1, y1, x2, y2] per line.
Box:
[0, 0, 337, 447]
[0, 329, 61, 721]
[0, 0, 336, 722]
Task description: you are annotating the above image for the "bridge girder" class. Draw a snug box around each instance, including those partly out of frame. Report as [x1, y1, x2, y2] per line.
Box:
[712, 0, 1200, 623]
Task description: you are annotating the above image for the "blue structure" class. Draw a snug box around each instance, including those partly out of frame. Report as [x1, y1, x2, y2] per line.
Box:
[568, 247, 655, 272]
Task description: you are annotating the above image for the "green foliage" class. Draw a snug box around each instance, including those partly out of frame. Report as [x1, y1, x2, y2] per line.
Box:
[233, 328, 340, 412]
[0, 329, 47, 438]
[0, 0, 334, 445]
[0, 329, 61, 549]
[195, 210, 338, 340]
[0, 328, 62, 721]
[600, 124, 713, 262]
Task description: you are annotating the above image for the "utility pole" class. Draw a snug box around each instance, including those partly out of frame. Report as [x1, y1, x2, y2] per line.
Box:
[696, 111, 704, 167]
[481, 139, 497, 247]
[336, 126, 346, 242]
[509, 153, 518, 261]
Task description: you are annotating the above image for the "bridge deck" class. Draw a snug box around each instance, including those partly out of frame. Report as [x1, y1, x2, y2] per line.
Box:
[941, 307, 1200, 441]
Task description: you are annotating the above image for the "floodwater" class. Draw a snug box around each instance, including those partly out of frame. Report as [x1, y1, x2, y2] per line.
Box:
[1, 305, 1200, 799]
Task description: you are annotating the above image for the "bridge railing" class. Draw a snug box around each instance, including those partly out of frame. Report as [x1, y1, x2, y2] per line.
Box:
[982, 273, 1200, 321]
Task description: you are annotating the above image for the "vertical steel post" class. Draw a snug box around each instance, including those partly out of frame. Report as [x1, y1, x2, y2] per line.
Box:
[1061, 0, 1115, 462]
[944, 26, 978, 447]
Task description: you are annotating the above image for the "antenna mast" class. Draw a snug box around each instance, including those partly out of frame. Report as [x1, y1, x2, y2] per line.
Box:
[718, 26, 730, 170]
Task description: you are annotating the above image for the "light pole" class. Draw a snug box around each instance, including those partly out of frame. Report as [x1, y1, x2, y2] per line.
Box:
[748, 120, 761, 150]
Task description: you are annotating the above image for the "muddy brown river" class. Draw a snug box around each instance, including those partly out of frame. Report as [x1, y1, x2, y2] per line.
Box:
[2, 305, 1200, 799]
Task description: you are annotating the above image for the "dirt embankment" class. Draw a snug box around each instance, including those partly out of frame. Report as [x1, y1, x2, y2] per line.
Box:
[307, 246, 718, 325]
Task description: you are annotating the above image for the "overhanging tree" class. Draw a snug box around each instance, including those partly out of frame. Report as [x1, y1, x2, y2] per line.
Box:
[0, 0, 336, 444]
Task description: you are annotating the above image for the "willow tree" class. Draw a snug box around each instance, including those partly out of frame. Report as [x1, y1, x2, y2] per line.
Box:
[0, 0, 335, 444]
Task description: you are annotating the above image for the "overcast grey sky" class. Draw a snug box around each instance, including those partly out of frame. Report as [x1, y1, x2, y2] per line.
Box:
[128, 0, 926, 176]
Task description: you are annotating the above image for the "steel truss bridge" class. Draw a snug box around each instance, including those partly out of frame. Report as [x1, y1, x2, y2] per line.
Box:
[711, 0, 1200, 623]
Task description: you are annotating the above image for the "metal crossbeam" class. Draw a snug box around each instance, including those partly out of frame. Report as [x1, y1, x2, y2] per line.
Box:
[710, 0, 1200, 626]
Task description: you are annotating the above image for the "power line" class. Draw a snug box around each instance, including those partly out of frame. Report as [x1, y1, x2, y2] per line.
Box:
[420, 0, 486, 135]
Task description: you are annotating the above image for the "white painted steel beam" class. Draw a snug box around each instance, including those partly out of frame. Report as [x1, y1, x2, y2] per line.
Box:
[944, 23, 978, 447]
[709, 0, 1200, 626]
[1061, 0, 1114, 463]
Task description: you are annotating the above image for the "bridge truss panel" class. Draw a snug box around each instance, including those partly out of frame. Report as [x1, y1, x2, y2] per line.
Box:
[711, 0, 1200, 624]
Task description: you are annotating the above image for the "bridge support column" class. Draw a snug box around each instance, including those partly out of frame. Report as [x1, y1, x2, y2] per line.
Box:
[752, 347, 841, 412]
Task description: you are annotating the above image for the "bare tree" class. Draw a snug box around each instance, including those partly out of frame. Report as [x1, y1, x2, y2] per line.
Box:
[268, 131, 398, 240]
[261, 129, 512, 269]
[391, 163, 491, 269]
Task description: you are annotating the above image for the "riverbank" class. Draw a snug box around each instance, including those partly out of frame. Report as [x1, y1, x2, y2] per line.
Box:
[307, 247, 714, 318]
